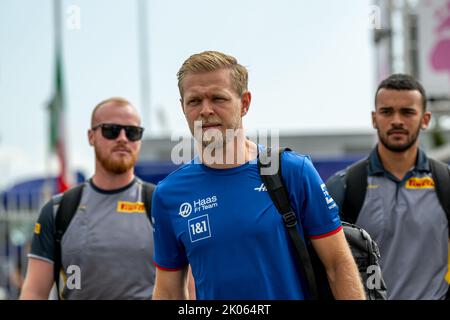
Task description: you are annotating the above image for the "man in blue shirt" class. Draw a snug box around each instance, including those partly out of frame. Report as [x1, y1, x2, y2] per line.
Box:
[151, 51, 365, 300]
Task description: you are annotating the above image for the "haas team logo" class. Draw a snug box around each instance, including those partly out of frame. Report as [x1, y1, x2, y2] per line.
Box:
[179, 202, 192, 218]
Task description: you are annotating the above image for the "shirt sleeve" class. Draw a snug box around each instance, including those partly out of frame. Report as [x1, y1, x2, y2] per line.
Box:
[325, 170, 347, 211]
[282, 151, 342, 239]
[28, 199, 55, 263]
[152, 184, 188, 270]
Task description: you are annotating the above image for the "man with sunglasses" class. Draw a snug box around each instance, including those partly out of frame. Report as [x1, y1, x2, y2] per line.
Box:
[20, 97, 156, 299]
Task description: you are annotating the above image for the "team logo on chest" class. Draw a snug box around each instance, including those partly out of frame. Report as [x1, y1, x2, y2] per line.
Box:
[178, 195, 219, 218]
[254, 183, 267, 192]
[179, 202, 193, 217]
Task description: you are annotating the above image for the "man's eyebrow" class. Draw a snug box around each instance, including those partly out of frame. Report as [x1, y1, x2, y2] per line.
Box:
[185, 94, 200, 100]
[378, 106, 416, 111]
[211, 94, 226, 98]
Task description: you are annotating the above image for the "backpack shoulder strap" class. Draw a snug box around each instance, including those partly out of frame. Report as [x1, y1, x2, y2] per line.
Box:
[342, 159, 369, 224]
[257, 147, 318, 300]
[428, 158, 450, 298]
[142, 181, 156, 223]
[428, 158, 450, 237]
[54, 183, 85, 298]
[258, 147, 293, 214]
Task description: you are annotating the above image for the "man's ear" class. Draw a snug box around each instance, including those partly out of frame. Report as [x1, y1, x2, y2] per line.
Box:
[180, 98, 185, 114]
[241, 91, 252, 116]
[421, 111, 432, 130]
[88, 129, 94, 146]
[371, 111, 377, 129]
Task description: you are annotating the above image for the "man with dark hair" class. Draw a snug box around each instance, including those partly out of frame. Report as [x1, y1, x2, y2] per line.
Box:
[375, 73, 428, 112]
[20, 98, 156, 299]
[326, 74, 450, 300]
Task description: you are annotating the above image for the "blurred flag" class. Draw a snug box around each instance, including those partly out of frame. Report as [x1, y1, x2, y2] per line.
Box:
[48, 40, 69, 193]
[47, 0, 69, 194]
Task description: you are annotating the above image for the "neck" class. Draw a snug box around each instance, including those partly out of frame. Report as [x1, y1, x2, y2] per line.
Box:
[377, 143, 418, 180]
[199, 133, 257, 170]
[92, 164, 135, 190]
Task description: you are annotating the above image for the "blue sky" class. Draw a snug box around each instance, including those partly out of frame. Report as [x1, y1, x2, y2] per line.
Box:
[0, 0, 375, 188]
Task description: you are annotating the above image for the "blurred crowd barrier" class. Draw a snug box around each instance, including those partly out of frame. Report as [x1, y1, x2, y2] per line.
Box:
[0, 193, 44, 300]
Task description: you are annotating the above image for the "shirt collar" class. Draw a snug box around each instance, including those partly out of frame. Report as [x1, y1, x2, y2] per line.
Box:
[368, 145, 430, 176]
[89, 177, 137, 194]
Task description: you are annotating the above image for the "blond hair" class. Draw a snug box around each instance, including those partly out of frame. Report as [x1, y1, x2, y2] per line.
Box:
[91, 97, 134, 127]
[177, 51, 248, 98]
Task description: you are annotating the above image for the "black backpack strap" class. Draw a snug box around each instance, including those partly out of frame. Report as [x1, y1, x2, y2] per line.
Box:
[342, 159, 369, 224]
[428, 158, 450, 237]
[142, 181, 156, 223]
[258, 147, 319, 300]
[54, 183, 85, 299]
[428, 158, 450, 299]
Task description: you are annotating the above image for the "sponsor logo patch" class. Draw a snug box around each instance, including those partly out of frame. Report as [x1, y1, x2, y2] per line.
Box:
[321, 184, 337, 210]
[117, 201, 145, 213]
[34, 223, 41, 235]
[406, 177, 435, 189]
[188, 214, 211, 242]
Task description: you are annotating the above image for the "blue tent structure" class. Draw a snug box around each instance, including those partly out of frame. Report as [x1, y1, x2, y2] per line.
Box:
[0, 172, 85, 210]
[311, 156, 365, 182]
[134, 157, 364, 185]
[0, 157, 363, 211]
[134, 161, 181, 185]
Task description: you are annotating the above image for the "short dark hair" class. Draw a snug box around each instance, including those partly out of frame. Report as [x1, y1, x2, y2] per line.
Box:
[375, 74, 427, 111]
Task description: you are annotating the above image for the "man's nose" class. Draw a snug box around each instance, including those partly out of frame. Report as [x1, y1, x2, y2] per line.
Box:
[391, 112, 404, 126]
[116, 128, 129, 141]
[199, 100, 214, 117]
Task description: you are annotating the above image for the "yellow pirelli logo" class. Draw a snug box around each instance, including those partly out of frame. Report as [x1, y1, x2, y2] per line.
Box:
[117, 201, 145, 213]
[406, 177, 435, 189]
[446, 241, 450, 284]
[34, 223, 41, 235]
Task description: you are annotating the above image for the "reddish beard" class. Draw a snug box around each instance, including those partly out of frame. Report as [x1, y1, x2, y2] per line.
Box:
[95, 145, 137, 174]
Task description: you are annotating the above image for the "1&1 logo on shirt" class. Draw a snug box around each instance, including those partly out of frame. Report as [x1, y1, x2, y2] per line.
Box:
[188, 214, 211, 242]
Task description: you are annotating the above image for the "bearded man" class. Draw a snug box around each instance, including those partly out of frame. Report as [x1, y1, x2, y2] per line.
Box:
[21, 97, 156, 299]
[326, 74, 450, 300]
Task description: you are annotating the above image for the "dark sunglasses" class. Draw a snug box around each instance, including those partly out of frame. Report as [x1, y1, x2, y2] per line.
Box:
[92, 124, 144, 142]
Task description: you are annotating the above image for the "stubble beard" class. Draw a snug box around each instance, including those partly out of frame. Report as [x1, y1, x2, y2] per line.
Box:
[378, 124, 421, 153]
[192, 115, 243, 165]
[197, 114, 242, 150]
